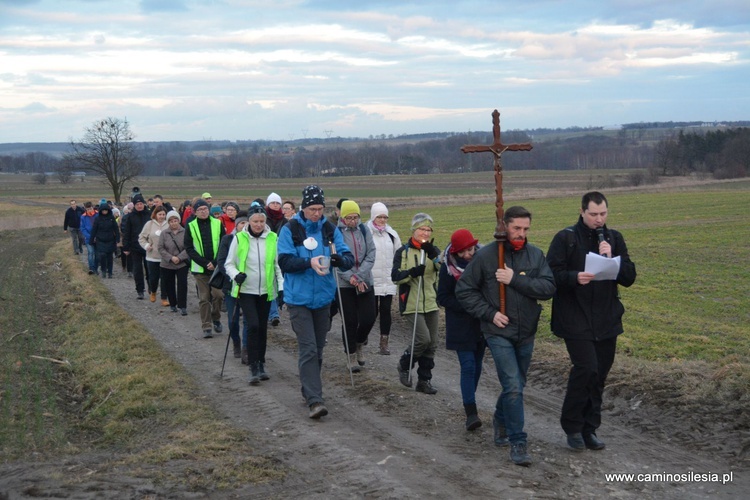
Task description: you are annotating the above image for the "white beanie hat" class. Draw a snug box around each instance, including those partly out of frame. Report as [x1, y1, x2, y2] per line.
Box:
[166, 210, 181, 222]
[266, 192, 282, 206]
[370, 202, 389, 220]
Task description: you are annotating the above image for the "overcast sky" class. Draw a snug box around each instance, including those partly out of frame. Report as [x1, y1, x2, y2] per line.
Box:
[1, 0, 748, 143]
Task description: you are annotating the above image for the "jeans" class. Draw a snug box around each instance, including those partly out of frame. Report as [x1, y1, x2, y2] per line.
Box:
[485, 335, 534, 445]
[456, 340, 486, 405]
[288, 304, 330, 406]
[85, 243, 98, 272]
[69, 228, 83, 254]
[268, 298, 279, 321]
[560, 337, 617, 435]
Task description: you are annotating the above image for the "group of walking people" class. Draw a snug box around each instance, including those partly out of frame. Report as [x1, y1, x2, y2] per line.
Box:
[65, 187, 636, 468]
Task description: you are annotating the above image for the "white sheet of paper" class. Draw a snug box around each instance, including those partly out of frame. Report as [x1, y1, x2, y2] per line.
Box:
[585, 252, 621, 281]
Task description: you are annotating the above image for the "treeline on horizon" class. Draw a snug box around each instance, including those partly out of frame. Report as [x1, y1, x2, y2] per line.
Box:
[2, 123, 749, 182]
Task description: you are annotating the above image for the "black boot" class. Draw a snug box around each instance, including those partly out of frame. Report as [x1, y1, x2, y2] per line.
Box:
[258, 362, 269, 381]
[248, 362, 260, 385]
[397, 350, 412, 387]
[464, 403, 482, 431]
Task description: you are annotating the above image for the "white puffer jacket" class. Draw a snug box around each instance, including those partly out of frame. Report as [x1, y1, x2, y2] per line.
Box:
[366, 220, 402, 296]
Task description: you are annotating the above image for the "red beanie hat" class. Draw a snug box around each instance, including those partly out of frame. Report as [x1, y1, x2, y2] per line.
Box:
[450, 229, 478, 254]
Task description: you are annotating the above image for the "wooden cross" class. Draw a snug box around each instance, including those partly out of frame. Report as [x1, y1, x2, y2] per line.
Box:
[461, 109, 532, 313]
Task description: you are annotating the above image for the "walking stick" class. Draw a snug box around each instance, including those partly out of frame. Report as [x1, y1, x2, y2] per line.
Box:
[407, 248, 426, 386]
[330, 242, 355, 387]
[220, 297, 241, 379]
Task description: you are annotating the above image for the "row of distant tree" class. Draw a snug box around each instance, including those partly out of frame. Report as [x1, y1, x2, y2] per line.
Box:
[1, 118, 748, 203]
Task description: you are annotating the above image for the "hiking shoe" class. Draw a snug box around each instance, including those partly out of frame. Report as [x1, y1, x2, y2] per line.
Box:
[137, 292, 145, 300]
[170, 306, 178, 313]
[566, 433, 586, 451]
[258, 362, 270, 381]
[415, 380, 437, 395]
[379, 335, 390, 355]
[493, 417, 509, 447]
[510, 442, 532, 466]
[309, 402, 328, 419]
[213, 321, 223, 333]
[356, 343, 366, 366]
[180, 308, 187, 316]
[397, 364, 412, 388]
[583, 433, 606, 450]
[161, 299, 169, 307]
[248, 363, 261, 385]
[149, 292, 157, 302]
[233, 341, 241, 358]
[203, 329, 213, 338]
[465, 413, 482, 431]
[88, 270, 95, 275]
[271, 317, 280, 327]
[348, 353, 361, 373]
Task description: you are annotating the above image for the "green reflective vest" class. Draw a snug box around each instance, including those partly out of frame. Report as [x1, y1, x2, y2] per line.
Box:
[231, 230, 279, 300]
[188, 217, 222, 273]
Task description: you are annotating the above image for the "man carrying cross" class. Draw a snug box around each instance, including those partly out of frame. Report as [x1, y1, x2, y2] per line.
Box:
[455, 110, 555, 467]
[456, 206, 555, 466]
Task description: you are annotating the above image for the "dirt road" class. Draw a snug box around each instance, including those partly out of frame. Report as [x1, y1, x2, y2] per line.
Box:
[1, 250, 746, 498]
[64, 269, 750, 496]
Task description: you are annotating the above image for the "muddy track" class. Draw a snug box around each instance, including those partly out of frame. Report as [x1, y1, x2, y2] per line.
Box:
[90, 267, 745, 498]
[1, 254, 745, 498]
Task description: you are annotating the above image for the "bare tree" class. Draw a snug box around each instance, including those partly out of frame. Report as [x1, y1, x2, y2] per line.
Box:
[65, 117, 142, 203]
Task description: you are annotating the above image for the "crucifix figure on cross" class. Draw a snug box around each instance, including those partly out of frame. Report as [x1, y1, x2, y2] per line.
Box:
[461, 109, 532, 313]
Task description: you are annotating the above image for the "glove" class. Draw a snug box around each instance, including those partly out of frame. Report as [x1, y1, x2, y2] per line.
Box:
[330, 254, 344, 268]
[409, 264, 426, 278]
[277, 291, 284, 308]
[234, 272, 247, 285]
[420, 240, 439, 260]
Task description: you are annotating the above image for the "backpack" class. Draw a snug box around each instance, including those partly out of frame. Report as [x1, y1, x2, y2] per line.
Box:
[286, 218, 337, 246]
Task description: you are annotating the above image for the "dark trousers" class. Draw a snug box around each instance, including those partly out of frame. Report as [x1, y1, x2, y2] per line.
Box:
[130, 252, 148, 293]
[238, 294, 271, 365]
[146, 260, 164, 298]
[560, 337, 618, 435]
[338, 287, 376, 354]
[97, 250, 113, 276]
[374, 294, 393, 336]
[161, 266, 188, 309]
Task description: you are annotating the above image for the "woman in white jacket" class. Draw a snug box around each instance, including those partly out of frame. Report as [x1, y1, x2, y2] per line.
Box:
[366, 202, 402, 355]
[139, 206, 169, 305]
[224, 205, 284, 385]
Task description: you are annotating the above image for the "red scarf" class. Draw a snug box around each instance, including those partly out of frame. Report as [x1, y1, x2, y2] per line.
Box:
[266, 206, 284, 223]
[509, 239, 525, 251]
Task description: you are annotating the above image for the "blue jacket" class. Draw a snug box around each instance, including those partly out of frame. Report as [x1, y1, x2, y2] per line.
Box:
[80, 212, 97, 241]
[278, 213, 353, 310]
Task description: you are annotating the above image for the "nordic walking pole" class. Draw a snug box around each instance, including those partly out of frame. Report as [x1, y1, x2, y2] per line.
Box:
[220, 298, 240, 379]
[407, 248, 426, 386]
[330, 242, 355, 387]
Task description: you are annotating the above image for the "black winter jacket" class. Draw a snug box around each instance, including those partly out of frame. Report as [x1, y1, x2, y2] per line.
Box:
[546, 218, 637, 341]
[89, 211, 120, 254]
[437, 251, 483, 351]
[121, 208, 151, 254]
[456, 241, 555, 345]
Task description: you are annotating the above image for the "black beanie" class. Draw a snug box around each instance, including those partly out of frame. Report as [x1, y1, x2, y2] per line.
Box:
[301, 185, 325, 209]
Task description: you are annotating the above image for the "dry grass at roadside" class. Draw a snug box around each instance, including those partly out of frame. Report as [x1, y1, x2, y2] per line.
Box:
[0, 229, 285, 489]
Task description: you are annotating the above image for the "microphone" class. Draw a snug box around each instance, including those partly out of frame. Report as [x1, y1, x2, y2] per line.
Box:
[596, 228, 609, 257]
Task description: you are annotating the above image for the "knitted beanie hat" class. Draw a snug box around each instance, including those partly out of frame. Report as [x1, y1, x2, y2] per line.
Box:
[370, 202, 388, 219]
[410, 212, 433, 231]
[340, 200, 360, 218]
[450, 229, 478, 254]
[301, 185, 325, 208]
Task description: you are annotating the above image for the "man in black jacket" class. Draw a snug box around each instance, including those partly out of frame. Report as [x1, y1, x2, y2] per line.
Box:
[546, 191, 637, 452]
[63, 199, 84, 255]
[122, 194, 151, 299]
[456, 206, 555, 467]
